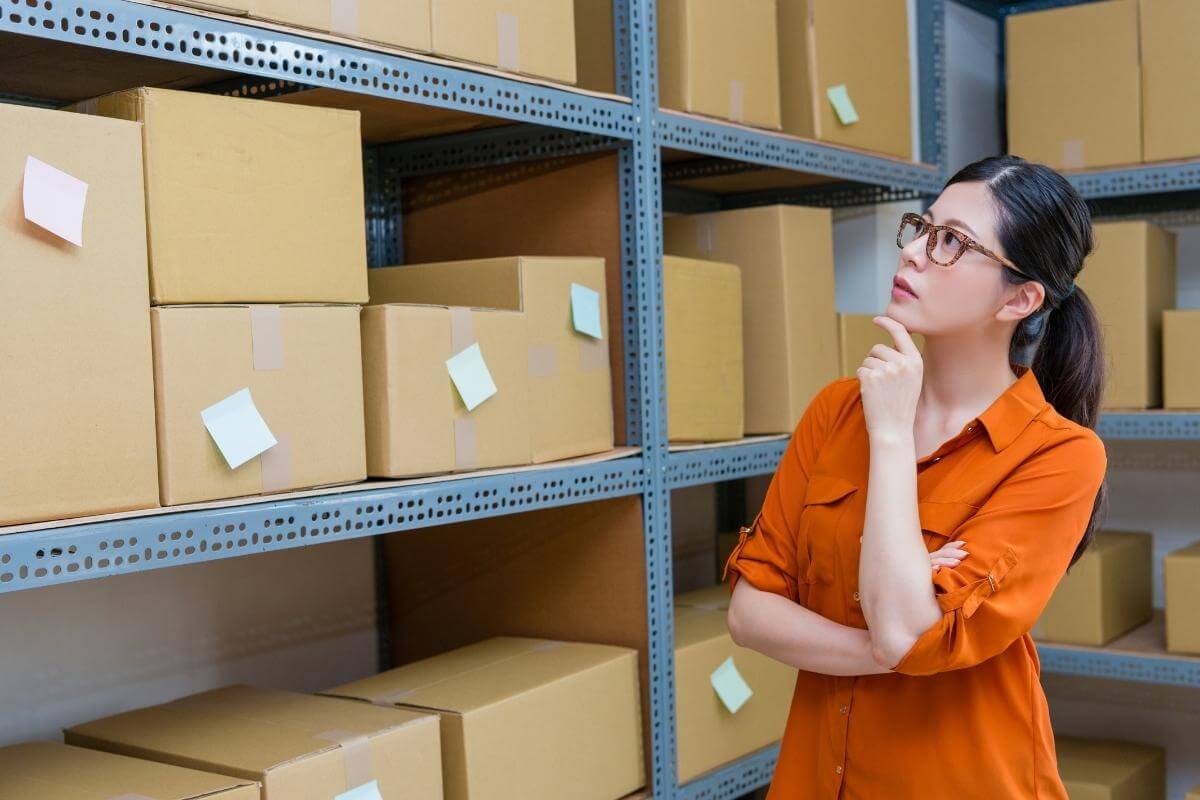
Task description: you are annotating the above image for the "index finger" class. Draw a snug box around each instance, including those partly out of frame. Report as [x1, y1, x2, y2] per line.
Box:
[872, 315, 921, 358]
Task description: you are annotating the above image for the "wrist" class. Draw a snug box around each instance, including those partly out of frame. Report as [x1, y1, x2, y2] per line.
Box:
[868, 430, 914, 452]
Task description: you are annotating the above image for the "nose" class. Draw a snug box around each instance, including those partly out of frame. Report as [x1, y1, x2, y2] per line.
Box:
[900, 234, 929, 272]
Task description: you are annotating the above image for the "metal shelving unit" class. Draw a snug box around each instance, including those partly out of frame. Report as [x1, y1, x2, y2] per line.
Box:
[3, 0, 1200, 797]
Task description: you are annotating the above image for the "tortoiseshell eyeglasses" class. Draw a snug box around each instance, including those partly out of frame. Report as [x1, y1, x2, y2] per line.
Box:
[896, 212, 1027, 277]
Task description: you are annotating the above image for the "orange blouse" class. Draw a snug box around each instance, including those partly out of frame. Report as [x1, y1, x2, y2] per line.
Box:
[723, 365, 1108, 799]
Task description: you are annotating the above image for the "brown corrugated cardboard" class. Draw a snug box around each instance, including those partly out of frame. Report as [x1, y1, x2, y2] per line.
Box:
[326, 637, 645, 800]
[664, 206, 838, 434]
[245, 0, 432, 52]
[362, 303, 532, 477]
[1140, 0, 1200, 163]
[574, 0, 615, 93]
[1076, 221, 1176, 409]
[152, 305, 366, 505]
[1031, 530, 1153, 646]
[674, 604, 794, 782]
[658, 0, 781, 129]
[1165, 540, 1200, 655]
[1163, 310, 1200, 409]
[430, 0, 576, 83]
[777, 0, 912, 158]
[368, 257, 614, 462]
[64, 685, 442, 800]
[1006, 1, 1141, 170]
[0, 742, 259, 800]
[664, 255, 744, 442]
[1055, 737, 1165, 800]
[838, 313, 927, 378]
[401, 153, 628, 445]
[676, 583, 732, 611]
[72, 88, 367, 304]
[0, 103, 159, 526]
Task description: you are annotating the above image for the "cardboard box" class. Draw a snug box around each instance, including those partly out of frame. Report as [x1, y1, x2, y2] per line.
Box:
[1188, 784, 1200, 800]
[1140, 0, 1200, 162]
[65, 685, 442, 800]
[664, 206, 838, 434]
[777, 0, 912, 158]
[574, 0, 616, 93]
[73, 88, 367, 304]
[1055, 737, 1165, 800]
[369, 257, 614, 462]
[326, 636, 645, 800]
[658, 0, 781, 129]
[362, 304, 532, 477]
[1163, 310, 1200, 409]
[1006, 1, 1141, 170]
[152, 305, 366, 505]
[717, 530, 740, 580]
[664, 255, 744, 442]
[1077, 221, 1176, 409]
[676, 583, 732, 611]
[1165, 540, 1200, 655]
[837, 313, 926, 378]
[430, 0, 576, 83]
[1031, 531, 1153, 646]
[0, 103, 159, 526]
[0, 742, 258, 799]
[675, 604, 794, 782]
[160, 0, 250, 13]
[246, 1, 431, 52]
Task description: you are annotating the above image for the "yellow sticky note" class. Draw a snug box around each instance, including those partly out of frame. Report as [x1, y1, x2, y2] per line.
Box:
[710, 656, 753, 714]
[826, 84, 860, 126]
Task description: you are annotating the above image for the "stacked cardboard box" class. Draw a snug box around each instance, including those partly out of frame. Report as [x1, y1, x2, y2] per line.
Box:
[243, 0, 432, 52]
[0, 103, 159, 526]
[0, 742, 258, 799]
[1163, 310, 1200, 409]
[1055, 737, 1165, 799]
[326, 636, 645, 800]
[1165, 541, 1200, 655]
[75, 88, 368, 505]
[65, 686, 442, 800]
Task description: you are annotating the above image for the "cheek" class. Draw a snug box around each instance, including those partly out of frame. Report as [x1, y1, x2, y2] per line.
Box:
[891, 270, 996, 333]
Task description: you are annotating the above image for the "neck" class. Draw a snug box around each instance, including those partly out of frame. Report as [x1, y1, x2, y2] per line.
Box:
[918, 329, 1020, 422]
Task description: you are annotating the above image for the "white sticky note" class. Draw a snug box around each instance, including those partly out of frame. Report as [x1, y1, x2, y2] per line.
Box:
[710, 656, 753, 714]
[200, 388, 278, 470]
[23, 155, 88, 246]
[446, 342, 498, 412]
[335, 781, 383, 800]
[570, 283, 603, 339]
[826, 84, 860, 126]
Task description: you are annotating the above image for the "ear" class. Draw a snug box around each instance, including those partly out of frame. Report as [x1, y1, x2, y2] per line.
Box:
[996, 279, 1045, 325]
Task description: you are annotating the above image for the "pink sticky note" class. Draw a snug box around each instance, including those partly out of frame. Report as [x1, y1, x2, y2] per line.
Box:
[23, 155, 88, 246]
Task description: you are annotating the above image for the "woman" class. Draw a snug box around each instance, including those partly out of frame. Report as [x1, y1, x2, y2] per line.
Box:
[723, 154, 1109, 799]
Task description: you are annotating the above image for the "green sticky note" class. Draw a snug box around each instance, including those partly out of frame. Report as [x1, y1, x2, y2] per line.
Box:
[446, 342, 498, 412]
[570, 282, 604, 339]
[710, 655, 753, 714]
[826, 84, 859, 125]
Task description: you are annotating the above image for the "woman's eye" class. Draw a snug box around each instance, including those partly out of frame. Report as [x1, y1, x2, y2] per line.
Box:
[942, 230, 962, 247]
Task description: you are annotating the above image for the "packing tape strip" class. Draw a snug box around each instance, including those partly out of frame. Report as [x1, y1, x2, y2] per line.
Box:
[454, 416, 478, 471]
[579, 337, 608, 372]
[330, 0, 360, 37]
[260, 432, 293, 493]
[729, 80, 745, 124]
[1061, 140, 1084, 170]
[75, 97, 100, 116]
[449, 306, 473, 354]
[314, 729, 373, 791]
[496, 11, 520, 72]
[528, 343, 559, 378]
[250, 305, 284, 371]
[695, 216, 716, 254]
[373, 688, 418, 706]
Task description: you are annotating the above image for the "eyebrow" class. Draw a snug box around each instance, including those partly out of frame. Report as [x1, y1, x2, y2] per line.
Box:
[921, 211, 979, 240]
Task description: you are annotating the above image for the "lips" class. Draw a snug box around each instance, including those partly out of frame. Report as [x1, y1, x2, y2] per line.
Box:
[893, 276, 918, 298]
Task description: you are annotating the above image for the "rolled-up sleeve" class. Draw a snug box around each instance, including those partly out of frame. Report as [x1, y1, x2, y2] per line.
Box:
[891, 430, 1108, 676]
[722, 379, 847, 603]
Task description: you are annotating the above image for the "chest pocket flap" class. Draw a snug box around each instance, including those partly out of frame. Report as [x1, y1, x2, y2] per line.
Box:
[803, 473, 858, 506]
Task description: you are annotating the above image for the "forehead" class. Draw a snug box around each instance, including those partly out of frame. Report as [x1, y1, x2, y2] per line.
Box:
[927, 181, 999, 240]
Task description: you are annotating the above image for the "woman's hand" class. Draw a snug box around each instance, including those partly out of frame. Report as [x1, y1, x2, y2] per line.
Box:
[929, 540, 969, 572]
[857, 315, 924, 441]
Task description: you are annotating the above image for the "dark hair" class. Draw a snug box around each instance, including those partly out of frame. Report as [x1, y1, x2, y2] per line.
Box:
[944, 154, 1108, 569]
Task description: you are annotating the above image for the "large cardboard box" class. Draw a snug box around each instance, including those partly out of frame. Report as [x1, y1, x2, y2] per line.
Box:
[658, 0, 781, 129]
[1165, 541, 1200, 655]
[326, 636, 645, 800]
[1031, 531, 1153, 646]
[676, 583, 732, 611]
[0, 103, 159, 526]
[246, 1, 432, 52]
[573, 0, 616, 93]
[369, 257, 614, 462]
[675, 604, 794, 782]
[0, 742, 258, 800]
[430, 0, 576, 83]
[152, 305, 366, 505]
[1006, 1, 1141, 170]
[1163, 310, 1200, 409]
[1140, 0, 1200, 162]
[838, 313, 926, 378]
[663, 255, 744, 442]
[777, 0, 912, 159]
[159, 0, 250, 13]
[664, 206, 838, 434]
[362, 303, 532, 477]
[1055, 737, 1165, 800]
[65, 685, 442, 800]
[73, 88, 367, 304]
[1077, 221, 1176, 409]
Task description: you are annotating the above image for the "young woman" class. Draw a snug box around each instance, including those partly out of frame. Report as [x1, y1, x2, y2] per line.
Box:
[724, 154, 1109, 799]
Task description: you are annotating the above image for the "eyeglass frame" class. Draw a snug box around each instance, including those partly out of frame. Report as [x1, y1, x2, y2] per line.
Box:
[896, 212, 1028, 277]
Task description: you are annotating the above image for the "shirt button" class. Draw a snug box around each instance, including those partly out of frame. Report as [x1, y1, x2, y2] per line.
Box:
[840, 704, 849, 714]
[852, 591, 860, 603]
[933, 456, 941, 462]
[835, 765, 844, 774]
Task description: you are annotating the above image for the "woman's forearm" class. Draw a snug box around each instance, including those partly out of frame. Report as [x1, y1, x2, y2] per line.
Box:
[728, 581, 893, 677]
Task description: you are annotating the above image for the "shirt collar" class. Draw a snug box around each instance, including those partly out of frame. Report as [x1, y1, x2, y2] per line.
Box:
[976, 365, 1049, 453]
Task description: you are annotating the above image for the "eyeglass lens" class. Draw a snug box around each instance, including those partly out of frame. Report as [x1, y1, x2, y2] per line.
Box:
[898, 217, 967, 266]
